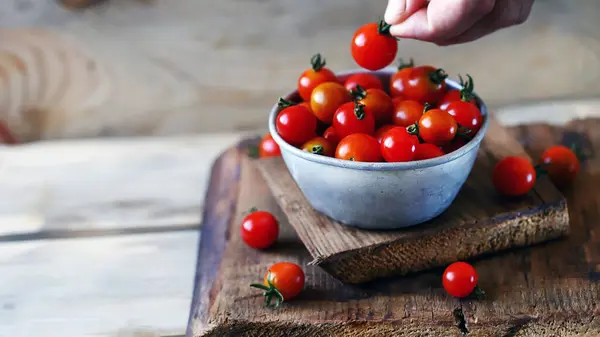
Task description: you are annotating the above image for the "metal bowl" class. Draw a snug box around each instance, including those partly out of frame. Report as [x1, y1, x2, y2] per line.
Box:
[268, 68, 490, 230]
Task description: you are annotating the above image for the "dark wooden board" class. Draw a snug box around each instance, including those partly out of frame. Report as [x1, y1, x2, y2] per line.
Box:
[188, 120, 600, 337]
[256, 118, 569, 284]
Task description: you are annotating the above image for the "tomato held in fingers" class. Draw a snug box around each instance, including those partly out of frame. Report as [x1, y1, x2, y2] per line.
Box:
[374, 124, 395, 144]
[442, 262, 479, 298]
[335, 133, 382, 162]
[389, 58, 415, 99]
[344, 72, 383, 92]
[350, 85, 394, 126]
[415, 106, 458, 146]
[333, 102, 376, 139]
[540, 145, 581, 187]
[240, 209, 279, 249]
[250, 262, 305, 308]
[322, 126, 341, 146]
[414, 143, 445, 160]
[438, 75, 478, 111]
[259, 133, 281, 158]
[493, 156, 536, 197]
[301, 136, 335, 157]
[276, 101, 317, 146]
[351, 20, 398, 71]
[380, 127, 418, 162]
[399, 66, 448, 104]
[392, 100, 424, 127]
[297, 53, 338, 101]
[310, 82, 352, 124]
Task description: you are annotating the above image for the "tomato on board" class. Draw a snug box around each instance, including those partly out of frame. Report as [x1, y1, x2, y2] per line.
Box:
[380, 127, 418, 162]
[335, 133, 382, 162]
[344, 72, 383, 92]
[540, 145, 581, 187]
[297, 53, 338, 101]
[442, 262, 479, 298]
[250, 262, 305, 308]
[240, 209, 279, 249]
[414, 143, 445, 160]
[351, 21, 398, 71]
[374, 124, 396, 144]
[301, 136, 335, 157]
[310, 82, 352, 124]
[276, 102, 317, 146]
[416, 107, 458, 146]
[389, 58, 415, 99]
[393, 65, 448, 104]
[438, 75, 478, 111]
[350, 85, 394, 126]
[332, 102, 376, 139]
[0, 121, 17, 145]
[259, 133, 281, 158]
[493, 156, 536, 196]
[392, 100, 424, 127]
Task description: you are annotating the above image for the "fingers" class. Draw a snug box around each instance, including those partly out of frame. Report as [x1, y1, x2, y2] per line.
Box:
[384, 0, 429, 25]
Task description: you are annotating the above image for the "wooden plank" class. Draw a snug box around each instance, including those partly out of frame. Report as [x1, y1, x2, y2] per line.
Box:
[189, 119, 600, 336]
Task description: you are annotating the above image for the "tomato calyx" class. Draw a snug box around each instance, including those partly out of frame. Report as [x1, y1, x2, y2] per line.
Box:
[377, 19, 393, 36]
[242, 206, 259, 216]
[406, 123, 419, 136]
[277, 97, 298, 108]
[349, 84, 368, 100]
[397, 58, 414, 70]
[459, 74, 475, 102]
[353, 102, 367, 120]
[247, 144, 260, 158]
[309, 145, 324, 155]
[456, 125, 473, 138]
[428, 68, 448, 85]
[423, 102, 434, 113]
[310, 53, 327, 72]
[250, 272, 285, 309]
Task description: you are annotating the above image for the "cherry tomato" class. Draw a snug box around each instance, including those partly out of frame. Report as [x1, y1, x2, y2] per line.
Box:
[310, 82, 352, 124]
[335, 133, 382, 162]
[297, 53, 338, 101]
[351, 21, 398, 71]
[442, 262, 479, 298]
[240, 209, 279, 249]
[0, 121, 17, 144]
[322, 126, 341, 146]
[301, 136, 335, 157]
[344, 72, 383, 92]
[333, 102, 376, 139]
[540, 145, 580, 187]
[259, 133, 281, 158]
[392, 100, 424, 127]
[417, 107, 457, 146]
[350, 85, 394, 126]
[251, 262, 305, 308]
[374, 124, 395, 144]
[442, 138, 467, 154]
[447, 101, 483, 135]
[438, 75, 478, 111]
[414, 143, 445, 160]
[493, 156, 536, 197]
[392, 65, 448, 104]
[389, 58, 415, 99]
[380, 127, 418, 162]
[276, 102, 317, 146]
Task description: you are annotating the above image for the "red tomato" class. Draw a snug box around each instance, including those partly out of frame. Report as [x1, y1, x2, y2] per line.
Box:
[276, 103, 317, 146]
[335, 133, 382, 162]
[0, 121, 17, 144]
[380, 127, 418, 162]
[332, 102, 376, 139]
[322, 126, 341, 146]
[389, 58, 415, 99]
[351, 21, 398, 71]
[240, 209, 279, 249]
[540, 145, 580, 187]
[344, 72, 383, 92]
[251, 262, 305, 308]
[297, 53, 338, 101]
[442, 138, 467, 154]
[414, 143, 445, 160]
[350, 86, 394, 126]
[301, 136, 335, 157]
[259, 133, 281, 158]
[493, 156, 536, 196]
[392, 100, 424, 127]
[374, 124, 395, 144]
[310, 82, 352, 124]
[439, 75, 478, 111]
[446, 101, 483, 135]
[417, 108, 457, 146]
[442, 262, 478, 298]
[392, 65, 448, 104]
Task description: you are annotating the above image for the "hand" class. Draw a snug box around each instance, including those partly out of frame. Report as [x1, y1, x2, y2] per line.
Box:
[384, 0, 535, 45]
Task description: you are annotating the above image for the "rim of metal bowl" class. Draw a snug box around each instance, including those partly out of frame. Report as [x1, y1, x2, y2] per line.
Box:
[268, 67, 490, 171]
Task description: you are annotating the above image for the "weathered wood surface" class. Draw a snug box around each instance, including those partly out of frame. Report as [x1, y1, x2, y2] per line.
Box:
[189, 120, 600, 337]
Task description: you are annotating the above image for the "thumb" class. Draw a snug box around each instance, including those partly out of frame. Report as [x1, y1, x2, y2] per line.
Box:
[384, 0, 429, 25]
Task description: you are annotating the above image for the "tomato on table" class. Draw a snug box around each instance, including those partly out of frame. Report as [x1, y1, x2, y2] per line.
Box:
[540, 145, 581, 187]
[344, 72, 383, 92]
[393, 65, 448, 104]
[250, 262, 305, 308]
[442, 262, 479, 298]
[415, 106, 457, 146]
[259, 133, 281, 158]
[389, 58, 415, 99]
[310, 82, 352, 124]
[380, 127, 418, 162]
[332, 102, 376, 139]
[493, 156, 536, 196]
[297, 53, 338, 101]
[374, 124, 395, 144]
[350, 85, 394, 126]
[414, 143, 445, 160]
[276, 101, 317, 146]
[335, 133, 382, 162]
[351, 20, 398, 71]
[438, 74, 478, 111]
[301, 136, 335, 157]
[240, 209, 279, 249]
[392, 99, 424, 127]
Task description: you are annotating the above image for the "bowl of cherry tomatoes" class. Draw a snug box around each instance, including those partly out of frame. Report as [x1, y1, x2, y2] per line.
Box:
[268, 64, 489, 230]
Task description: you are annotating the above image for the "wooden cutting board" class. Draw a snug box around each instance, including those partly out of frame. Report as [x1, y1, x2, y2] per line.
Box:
[188, 119, 599, 337]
